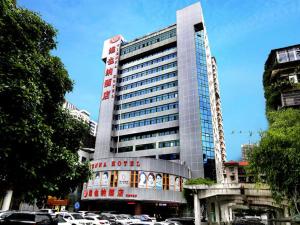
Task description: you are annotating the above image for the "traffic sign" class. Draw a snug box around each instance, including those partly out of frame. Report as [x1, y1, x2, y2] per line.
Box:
[74, 201, 80, 210]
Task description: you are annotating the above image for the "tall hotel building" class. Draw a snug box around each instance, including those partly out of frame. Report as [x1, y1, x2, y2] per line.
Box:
[82, 2, 226, 214]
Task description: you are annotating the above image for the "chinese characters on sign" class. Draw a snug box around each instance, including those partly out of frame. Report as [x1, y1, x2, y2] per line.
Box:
[102, 35, 122, 101]
[83, 188, 134, 198]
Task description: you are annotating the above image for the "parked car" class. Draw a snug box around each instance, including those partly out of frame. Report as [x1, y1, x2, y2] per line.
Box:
[56, 216, 72, 225]
[155, 221, 182, 225]
[84, 215, 111, 225]
[78, 211, 90, 217]
[39, 209, 58, 218]
[108, 214, 131, 225]
[129, 222, 154, 225]
[119, 214, 140, 223]
[2, 211, 58, 225]
[165, 217, 194, 225]
[96, 214, 116, 225]
[0, 211, 13, 222]
[55, 212, 92, 225]
[133, 215, 152, 222]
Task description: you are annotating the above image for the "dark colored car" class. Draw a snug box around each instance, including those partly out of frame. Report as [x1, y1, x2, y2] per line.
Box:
[0, 211, 13, 222]
[2, 212, 58, 225]
[165, 217, 194, 225]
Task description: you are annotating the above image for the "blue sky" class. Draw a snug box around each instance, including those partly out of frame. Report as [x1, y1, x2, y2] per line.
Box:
[18, 0, 300, 160]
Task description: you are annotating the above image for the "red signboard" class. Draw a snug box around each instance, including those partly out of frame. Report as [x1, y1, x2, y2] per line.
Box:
[102, 35, 122, 101]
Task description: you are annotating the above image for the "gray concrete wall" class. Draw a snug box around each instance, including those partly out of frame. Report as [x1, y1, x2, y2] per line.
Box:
[176, 2, 204, 178]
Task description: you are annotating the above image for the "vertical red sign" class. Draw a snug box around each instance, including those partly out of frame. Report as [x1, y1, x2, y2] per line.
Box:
[102, 35, 122, 101]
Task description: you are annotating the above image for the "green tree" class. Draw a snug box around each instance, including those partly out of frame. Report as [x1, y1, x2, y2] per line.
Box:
[0, 0, 90, 204]
[249, 109, 300, 213]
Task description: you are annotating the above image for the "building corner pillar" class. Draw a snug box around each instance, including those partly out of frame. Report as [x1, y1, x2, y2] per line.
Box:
[194, 193, 201, 225]
[1, 190, 13, 211]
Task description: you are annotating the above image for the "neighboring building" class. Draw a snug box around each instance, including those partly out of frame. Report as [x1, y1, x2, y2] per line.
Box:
[89, 120, 98, 137]
[82, 2, 226, 215]
[264, 44, 300, 110]
[223, 161, 253, 184]
[241, 144, 255, 161]
[211, 57, 226, 164]
[78, 148, 95, 163]
[63, 100, 98, 137]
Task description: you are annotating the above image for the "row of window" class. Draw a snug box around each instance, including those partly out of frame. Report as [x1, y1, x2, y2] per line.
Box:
[120, 62, 177, 83]
[114, 102, 178, 120]
[195, 30, 215, 166]
[115, 92, 178, 110]
[202, 133, 214, 143]
[113, 114, 179, 130]
[117, 140, 179, 153]
[118, 128, 179, 142]
[276, 47, 300, 63]
[136, 143, 156, 151]
[121, 47, 176, 67]
[118, 72, 177, 91]
[121, 53, 177, 74]
[120, 28, 176, 55]
[159, 140, 180, 148]
[118, 81, 178, 100]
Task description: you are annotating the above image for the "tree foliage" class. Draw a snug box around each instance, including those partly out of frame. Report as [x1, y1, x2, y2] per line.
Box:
[249, 109, 300, 213]
[0, 0, 90, 203]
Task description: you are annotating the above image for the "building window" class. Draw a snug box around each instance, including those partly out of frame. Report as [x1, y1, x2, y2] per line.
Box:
[159, 153, 180, 160]
[136, 143, 156, 151]
[120, 62, 177, 83]
[115, 102, 178, 120]
[81, 157, 87, 162]
[158, 140, 180, 148]
[117, 146, 133, 153]
[120, 29, 176, 56]
[110, 171, 118, 187]
[114, 114, 179, 130]
[120, 53, 177, 75]
[163, 174, 169, 190]
[130, 171, 138, 188]
[118, 80, 178, 100]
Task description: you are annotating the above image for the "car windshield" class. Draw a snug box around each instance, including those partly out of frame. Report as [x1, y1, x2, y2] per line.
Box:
[71, 213, 84, 219]
[116, 216, 124, 219]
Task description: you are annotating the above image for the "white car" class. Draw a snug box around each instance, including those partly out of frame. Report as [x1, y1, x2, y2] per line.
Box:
[56, 216, 72, 225]
[85, 215, 111, 225]
[130, 222, 154, 225]
[39, 208, 57, 217]
[56, 212, 92, 225]
[133, 215, 153, 222]
[119, 214, 141, 223]
[109, 214, 131, 225]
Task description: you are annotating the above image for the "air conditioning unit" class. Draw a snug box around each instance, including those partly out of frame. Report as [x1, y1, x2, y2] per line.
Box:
[289, 75, 298, 83]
